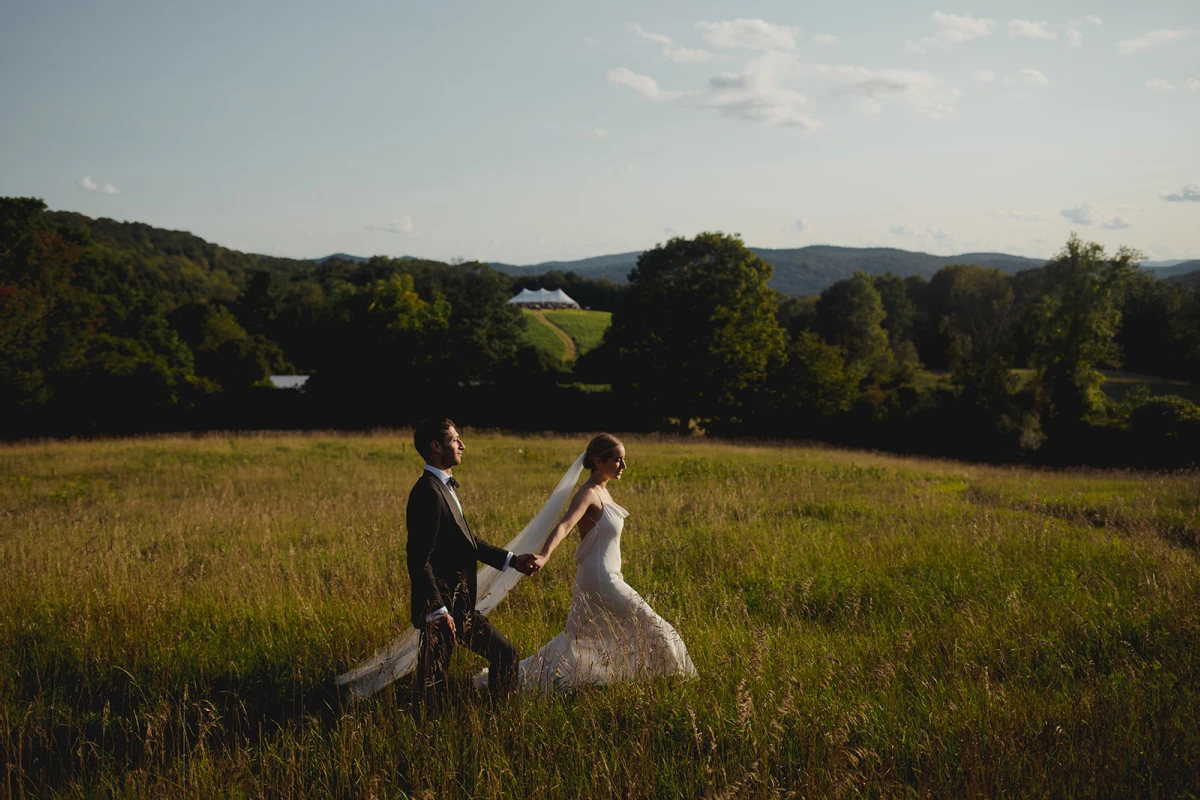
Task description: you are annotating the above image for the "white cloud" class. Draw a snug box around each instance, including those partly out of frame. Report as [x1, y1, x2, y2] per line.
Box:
[1146, 78, 1176, 94]
[79, 175, 119, 195]
[1008, 20, 1057, 40]
[1186, 76, 1200, 92]
[607, 67, 691, 100]
[1066, 27, 1084, 47]
[973, 69, 996, 84]
[1086, 15, 1103, 27]
[586, 127, 611, 139]
[1117, 28, 1192, 55]
[368, 215, 413, 234]
[632, 23, 714, 63]
[906, 12, 996, 54]
[666, 46, 714, 63]
[1102, 217, 1134, 230]
[1161, 184, 1200, 203]
[794, 218, 809, 232]
[697, 51, 823, 128]
[812, 33, 839, 46]
[804, 63, 960, 119]
[696, 19, 800, 51]
[1006, 68, 1049, 86]
[631, 23, 672, 47]
[995, 210, 1046, 222]
[1061, 202, 1099, 225]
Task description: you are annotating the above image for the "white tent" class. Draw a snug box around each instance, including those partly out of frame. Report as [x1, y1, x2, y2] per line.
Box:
[507, 287, 580, 308]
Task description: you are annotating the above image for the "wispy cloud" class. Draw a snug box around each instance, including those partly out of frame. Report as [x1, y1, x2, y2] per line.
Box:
[631, 23, 713, 63]
[1086, 15, 1103, 26]
[1060, 202, 1134, 228]
[1186, 76, 1200, 92]
[1066, 27, 1084, 47]
[586, 128, 611, 140]
[607, 67, 692, 100]
[1161, 184, 1200, 203]
[79, 175, 119, 195]
[1146, 78, 1176, 93]
[697, 51, 823, 128]
[994, 210, 1047, 222]
[906, 12, 996, 54]
[368, 215, 413, 234]
[696, 19, 800, 51]
[812, 33, 839, 46]
[1061, 202, 1099, 225]
[1117, 28, 1192, 55]
[1006, 68, 1049, 86]
[973, 69, 996, 84]
[1008, 20, 1057, 40]
[804, 63, 961, 119]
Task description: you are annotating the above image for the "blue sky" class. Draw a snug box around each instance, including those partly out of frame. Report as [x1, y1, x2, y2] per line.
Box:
[2, 1, 1197, 264]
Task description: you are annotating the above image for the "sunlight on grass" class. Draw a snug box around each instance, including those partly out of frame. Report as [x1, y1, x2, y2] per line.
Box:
[1, 432, 1198, 797]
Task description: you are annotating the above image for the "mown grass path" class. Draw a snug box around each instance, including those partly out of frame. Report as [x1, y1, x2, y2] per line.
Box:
[522, 309, 576, 362]
[2, 433, 1198, 797]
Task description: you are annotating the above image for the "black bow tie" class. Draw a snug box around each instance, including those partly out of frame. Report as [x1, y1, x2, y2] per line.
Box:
[446, 476, 460, 491]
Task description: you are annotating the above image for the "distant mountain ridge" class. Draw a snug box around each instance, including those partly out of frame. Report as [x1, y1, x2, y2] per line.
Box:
[487, 246, 1048, 296]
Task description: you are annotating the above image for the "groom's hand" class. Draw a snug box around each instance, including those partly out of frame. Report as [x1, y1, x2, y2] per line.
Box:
[431, 612, 456, 637]
[513, 553, 539, 575]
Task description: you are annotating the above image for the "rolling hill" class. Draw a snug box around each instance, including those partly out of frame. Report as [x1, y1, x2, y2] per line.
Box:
[492, 246, 1047, 296]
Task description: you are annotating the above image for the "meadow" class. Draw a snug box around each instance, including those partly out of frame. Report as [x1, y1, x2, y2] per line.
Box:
[1, 432, 1198, 798]
[541, 310, 612, 356]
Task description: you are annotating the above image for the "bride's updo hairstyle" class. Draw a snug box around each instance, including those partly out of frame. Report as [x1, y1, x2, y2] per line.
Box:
[584, 433, 624, 471]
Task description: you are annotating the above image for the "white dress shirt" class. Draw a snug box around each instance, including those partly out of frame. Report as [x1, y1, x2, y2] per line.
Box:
[421, 464, 513, 622]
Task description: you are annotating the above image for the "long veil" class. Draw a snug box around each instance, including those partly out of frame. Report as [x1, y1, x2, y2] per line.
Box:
[335, 454, 586, 699]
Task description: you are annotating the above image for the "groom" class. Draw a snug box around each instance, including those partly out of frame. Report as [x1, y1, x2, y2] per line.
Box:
[408, 418, 536, 707]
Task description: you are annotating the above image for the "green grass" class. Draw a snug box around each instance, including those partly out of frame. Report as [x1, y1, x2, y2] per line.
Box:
[2, 433, 1199, 797]
[520, 309, 569, 361]
[542, 310, 612, 356]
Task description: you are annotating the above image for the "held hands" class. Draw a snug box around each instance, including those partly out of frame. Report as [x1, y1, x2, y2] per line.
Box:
[512, 552, 545, 576]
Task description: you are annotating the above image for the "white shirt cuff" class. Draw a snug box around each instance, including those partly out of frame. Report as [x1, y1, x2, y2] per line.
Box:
[502, 551, 514, 572]
[425, 606, 449, 623]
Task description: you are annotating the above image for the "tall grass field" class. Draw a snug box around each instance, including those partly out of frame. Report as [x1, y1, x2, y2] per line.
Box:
[2, 432, 1198, 797]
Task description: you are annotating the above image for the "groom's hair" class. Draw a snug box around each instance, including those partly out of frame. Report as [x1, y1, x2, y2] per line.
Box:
[414, 418, 456, 463]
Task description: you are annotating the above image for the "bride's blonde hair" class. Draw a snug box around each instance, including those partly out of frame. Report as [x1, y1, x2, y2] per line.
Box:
[584, 433, 623, 471]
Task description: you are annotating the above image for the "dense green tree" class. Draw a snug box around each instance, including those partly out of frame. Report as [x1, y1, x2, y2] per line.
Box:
[607, 232, 786, 432]
[942, 266, 1018, 401]
[304, 273, 451, 406]
[776, 331, 860, 419]
[1028, 235, 1140, 426]
[815, 271, 895, 383]
[169, 302, 290, 391]
[872, 273, 920, 372]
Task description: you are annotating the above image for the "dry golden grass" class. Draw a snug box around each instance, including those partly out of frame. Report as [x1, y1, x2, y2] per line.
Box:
[2, 431, 1199, 797]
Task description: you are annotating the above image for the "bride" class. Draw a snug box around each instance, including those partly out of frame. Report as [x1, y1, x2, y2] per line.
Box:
[477, 433, 696, 692]
[335, 433, 695, 699]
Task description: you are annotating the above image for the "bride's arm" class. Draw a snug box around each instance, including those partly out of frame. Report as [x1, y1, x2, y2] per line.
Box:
[534, 487, 597, 568]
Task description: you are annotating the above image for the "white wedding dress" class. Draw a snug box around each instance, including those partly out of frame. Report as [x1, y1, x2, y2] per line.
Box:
[476, 497, 696, 692]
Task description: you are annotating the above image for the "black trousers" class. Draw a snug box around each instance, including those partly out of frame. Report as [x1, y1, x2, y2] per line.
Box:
[414, 611, 519, 709]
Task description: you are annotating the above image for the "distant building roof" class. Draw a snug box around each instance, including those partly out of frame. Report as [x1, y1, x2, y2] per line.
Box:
[508, 287, 580, 306]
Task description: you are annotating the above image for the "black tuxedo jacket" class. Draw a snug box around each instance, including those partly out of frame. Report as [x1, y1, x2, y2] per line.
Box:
[406, 470, 510, 628]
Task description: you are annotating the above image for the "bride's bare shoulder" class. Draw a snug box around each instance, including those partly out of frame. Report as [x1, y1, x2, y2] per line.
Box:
[572, 483, 600, 506]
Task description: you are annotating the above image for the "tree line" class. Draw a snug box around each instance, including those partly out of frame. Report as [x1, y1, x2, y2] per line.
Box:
[3, 197, 1198, 466]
